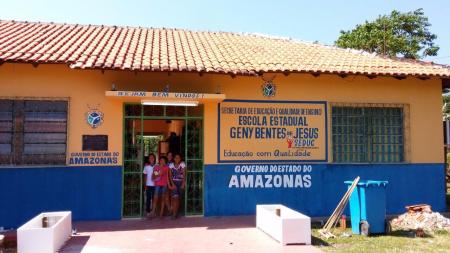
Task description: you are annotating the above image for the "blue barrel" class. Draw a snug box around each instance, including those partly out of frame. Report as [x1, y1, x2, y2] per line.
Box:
[344, 180, 389, 235]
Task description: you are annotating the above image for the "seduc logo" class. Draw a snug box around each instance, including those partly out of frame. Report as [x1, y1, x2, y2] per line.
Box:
[261, 81, 276, 97]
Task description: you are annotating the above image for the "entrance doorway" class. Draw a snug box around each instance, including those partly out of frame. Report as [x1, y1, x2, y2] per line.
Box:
[122, 104, 204, 218]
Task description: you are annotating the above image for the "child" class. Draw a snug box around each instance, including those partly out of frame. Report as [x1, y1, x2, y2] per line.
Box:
[168, 153, 186, 219]
[143, 154, 156, 217]
[151, 156, 170, 218]
[165, 152, 174, 213]
[167, 152, 174, 166]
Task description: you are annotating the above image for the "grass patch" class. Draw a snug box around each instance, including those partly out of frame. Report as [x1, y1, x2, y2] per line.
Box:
[312, 228, 450, 253]
[312, 177, 450, 252]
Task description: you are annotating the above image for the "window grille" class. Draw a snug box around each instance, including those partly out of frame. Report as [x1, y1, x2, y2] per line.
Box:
[0, 100, 13, 164]
[332, 106, 404, 163]
[0, 99, 68, 165]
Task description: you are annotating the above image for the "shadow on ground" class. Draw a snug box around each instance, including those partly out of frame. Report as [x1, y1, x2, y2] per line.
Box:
[73, 215, 256, 233]
[311, 235, 331, 247]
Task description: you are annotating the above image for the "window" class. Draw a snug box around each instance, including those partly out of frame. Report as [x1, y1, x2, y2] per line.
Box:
[332, 106, 404, 163]
[0, 99, 68, 165]
[0, 100, 13, 164]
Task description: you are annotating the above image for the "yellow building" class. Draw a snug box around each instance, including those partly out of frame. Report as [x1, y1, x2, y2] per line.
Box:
[0, 20, 449, 228]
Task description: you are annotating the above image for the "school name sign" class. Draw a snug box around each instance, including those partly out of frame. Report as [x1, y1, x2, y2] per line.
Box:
[218, 100, 327, 162]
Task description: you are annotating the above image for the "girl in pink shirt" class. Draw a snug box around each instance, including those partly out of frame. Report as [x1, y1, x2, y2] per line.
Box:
[151, 156, 170, 217]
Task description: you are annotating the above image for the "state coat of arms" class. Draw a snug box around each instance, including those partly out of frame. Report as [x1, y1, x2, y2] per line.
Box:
[86, 104, 104, 129]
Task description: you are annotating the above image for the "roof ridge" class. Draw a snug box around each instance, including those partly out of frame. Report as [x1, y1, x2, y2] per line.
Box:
[0, 19, 240, 36]
[0, 19, 335, 47]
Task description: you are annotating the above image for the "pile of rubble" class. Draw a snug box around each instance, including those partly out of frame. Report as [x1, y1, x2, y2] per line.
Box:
[390, 204, 450, 233]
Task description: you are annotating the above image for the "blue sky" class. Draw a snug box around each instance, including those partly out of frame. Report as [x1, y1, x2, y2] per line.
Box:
[1, 0, 449, 64]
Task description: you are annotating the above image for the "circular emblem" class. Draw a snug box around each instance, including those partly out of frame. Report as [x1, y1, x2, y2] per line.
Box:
[86, 110, 103, 129]
[262, 81, 276, 97]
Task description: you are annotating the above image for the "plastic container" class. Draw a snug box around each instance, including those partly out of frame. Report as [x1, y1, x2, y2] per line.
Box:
[344, 180, 388, 235]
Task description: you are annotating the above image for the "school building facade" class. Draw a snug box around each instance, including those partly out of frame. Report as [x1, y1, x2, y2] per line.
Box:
[0, 20, 449, 228]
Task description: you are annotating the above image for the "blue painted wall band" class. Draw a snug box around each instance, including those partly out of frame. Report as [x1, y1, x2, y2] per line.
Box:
[204, 163, 446, 217]
[1, 163, 445, 228]
[0, 166, 122, 229]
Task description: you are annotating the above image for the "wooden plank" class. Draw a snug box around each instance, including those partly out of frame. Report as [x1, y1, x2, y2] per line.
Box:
[24, 112, 67, 122]
[0, 122, 13, 132]
[323, 183, 353, 229]
[24, 133, 66, 144]
[23, 143, 66, 155]
[24, 122, 67, 133]
[0, 133, 12, 144]
[321, 177, 360, 233]
[325, 180, 357, 230]
[24, 100, 67, 112]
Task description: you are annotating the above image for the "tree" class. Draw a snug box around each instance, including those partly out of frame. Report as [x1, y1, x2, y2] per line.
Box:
[443, 95, 450, 120]
[335, 9, 439, 59]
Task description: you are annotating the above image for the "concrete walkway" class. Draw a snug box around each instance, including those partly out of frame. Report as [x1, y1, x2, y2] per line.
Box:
[61, 216, 322, 253]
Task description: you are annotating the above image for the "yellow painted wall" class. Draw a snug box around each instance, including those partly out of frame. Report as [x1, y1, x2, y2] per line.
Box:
[0, 63, 444, 165]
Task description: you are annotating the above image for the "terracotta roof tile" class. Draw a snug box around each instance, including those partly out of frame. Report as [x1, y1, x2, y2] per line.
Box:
[0, 20, 449, 77]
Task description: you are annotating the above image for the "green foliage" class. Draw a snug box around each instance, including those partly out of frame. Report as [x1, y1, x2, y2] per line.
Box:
[335, 9, 439, 59]
[443, 95, 450, 120]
